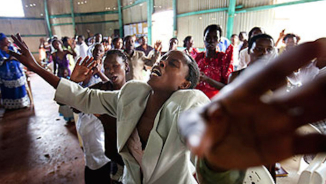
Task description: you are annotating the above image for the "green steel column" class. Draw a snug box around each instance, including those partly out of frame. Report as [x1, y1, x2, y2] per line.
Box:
[172, 0, 177, 37]
[147, 0, 153, 45]
[43, 0, 53, 37]
[226, 0, 236, 39]
[118, 0, 123, 37]
[70, 0, 76, 35]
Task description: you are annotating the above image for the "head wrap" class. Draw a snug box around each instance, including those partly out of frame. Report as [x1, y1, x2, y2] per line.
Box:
[0, 33, 6, 42]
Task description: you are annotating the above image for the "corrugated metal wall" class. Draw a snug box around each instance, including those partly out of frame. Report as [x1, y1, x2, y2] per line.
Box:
[122, 2, 147, 25]
[237, 0, 274, 7]
[154, 0, 172, 12]
[177, 0, 229, 48]
[23, 0, 45, 17]
[178, 0, 228, 13]
[233, 0, 277, 41]
[48, 0, 71, 15]
[49, 0, 119, 38]
[0, 19, 47, 52]
[233, 10, 277, 39]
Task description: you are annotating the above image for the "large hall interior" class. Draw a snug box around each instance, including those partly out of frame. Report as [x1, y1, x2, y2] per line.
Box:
[1, 0, 326, 183]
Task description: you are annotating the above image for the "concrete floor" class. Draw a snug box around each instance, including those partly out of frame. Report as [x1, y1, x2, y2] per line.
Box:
[0, 73, 85, 184]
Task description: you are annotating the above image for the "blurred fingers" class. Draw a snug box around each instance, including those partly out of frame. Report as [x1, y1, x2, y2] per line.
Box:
[86, 57, 95, 68]
[268, 73, 326, 129]
[178, 109, 208, 156]
[225, 40, 325, 99]
[76, 57, 82, 65]
[8, 50, 21, 59]
[11, 35, 23, 49]
[80, 56, 90, 66]
[293, 133, 326, 155]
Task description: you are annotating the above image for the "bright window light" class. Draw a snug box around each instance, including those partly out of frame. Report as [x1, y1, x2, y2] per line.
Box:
[152, 10, 173, 51]
[0, 0, 25, 17]
[273, 0, 326, 43]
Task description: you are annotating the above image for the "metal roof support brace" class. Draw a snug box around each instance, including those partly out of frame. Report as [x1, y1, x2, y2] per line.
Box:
[118, 0, 123, 37]
[226, 0, 237, 39]
[147, 0, 153, 45]
[43, 0, 53, 37]
[173, 0, 177, 37]
[69, 0, 76, 35]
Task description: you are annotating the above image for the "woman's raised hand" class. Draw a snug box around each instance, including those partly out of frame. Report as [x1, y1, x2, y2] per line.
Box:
[10, 33, 40, 71]
[70, 56, 96, 83]
[154, 40, 162, 52]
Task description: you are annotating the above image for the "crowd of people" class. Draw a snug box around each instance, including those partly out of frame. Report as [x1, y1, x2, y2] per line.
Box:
[2, 22, 326, 184]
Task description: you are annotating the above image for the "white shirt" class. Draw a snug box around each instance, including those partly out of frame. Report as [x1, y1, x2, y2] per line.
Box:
[77, 113, 110, 170]
[75, 42, 88, 62]
[76, 74, 108, 170]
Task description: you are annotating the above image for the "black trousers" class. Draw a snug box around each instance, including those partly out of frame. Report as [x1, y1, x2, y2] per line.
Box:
[85, 162, 111, 184]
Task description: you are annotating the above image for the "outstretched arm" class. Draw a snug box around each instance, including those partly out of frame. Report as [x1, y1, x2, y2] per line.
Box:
[52, 53, 57, 75]
[11, 33, 119, 117]
[66, 38, 77, 58]
[11, 34, 60, 88]
[179, 38, 326, 175]
[10, 34, 95, 88]
[200, 72, 225, 90]
[275, 29, 285, 47]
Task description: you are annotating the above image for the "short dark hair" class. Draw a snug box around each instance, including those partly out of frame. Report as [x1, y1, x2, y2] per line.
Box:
[184, 53, 200, 89]
[61, 36, 69, 44]
[77, 35, 85, 40]
[248, 27, 264, 41]
[105, 49, 127, 65]
[203, 24, 222, 38]
[123, 35, 132, 44]
[94, 33, 102, 37]
[112, 37, 121, 44]
[239, 31, 247, 37]
[231, 34, 238, 38]
[170, 37, 179, 44]
[283, 33, 297, 42]
[105, 49, 129, 73]
[51, 39, 62, 48]
[248, 34, 274, 54]
[183, 36, 192, 47]
[92, 43, 104, 53]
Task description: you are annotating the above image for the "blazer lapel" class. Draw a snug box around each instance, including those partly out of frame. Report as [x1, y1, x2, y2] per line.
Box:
[141, 108, 164, 183]
[117, 84, 151, 153]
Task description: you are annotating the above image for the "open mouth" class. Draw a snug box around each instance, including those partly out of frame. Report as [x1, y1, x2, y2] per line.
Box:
[110, 76, 118, 82]
[151, 68, 161, 77]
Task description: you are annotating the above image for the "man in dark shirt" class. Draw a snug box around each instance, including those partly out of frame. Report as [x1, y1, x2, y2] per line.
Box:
[135, 36, 153, 56]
